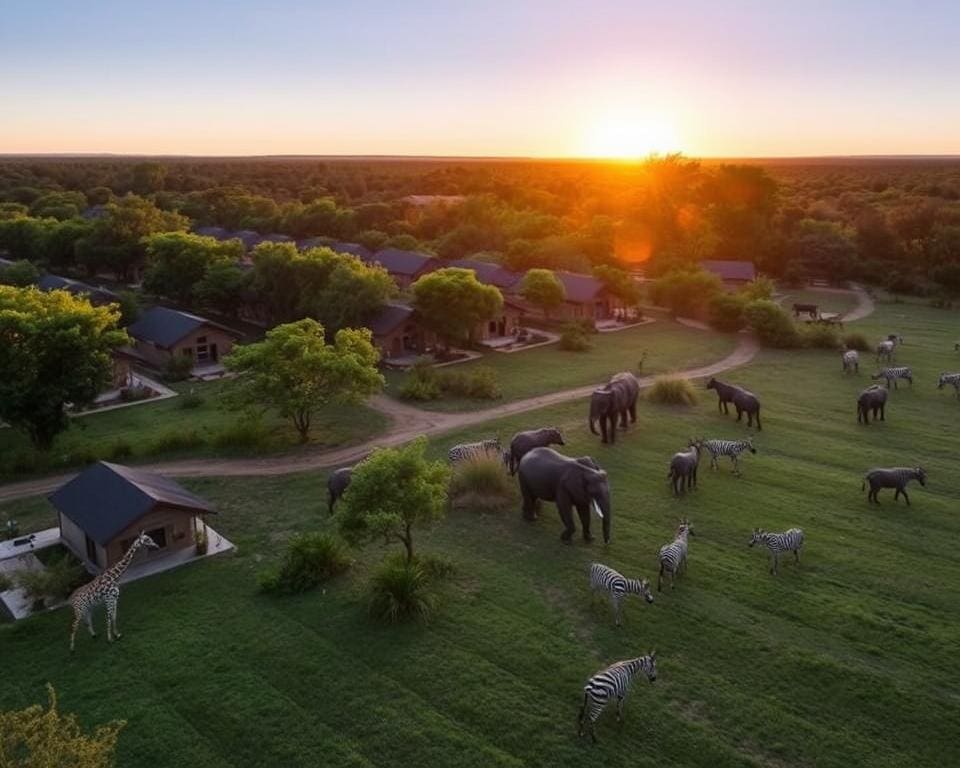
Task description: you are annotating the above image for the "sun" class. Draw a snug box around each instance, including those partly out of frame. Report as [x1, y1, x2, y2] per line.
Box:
[582, 110, 681, 160]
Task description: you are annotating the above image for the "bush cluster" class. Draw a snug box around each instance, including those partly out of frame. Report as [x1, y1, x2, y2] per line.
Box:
[798, 323, 841, 349]
[744, 299, 800, 348]
[842, 332, 870, 351]
[559, 324, 592, 352]
[400, 359, 501, 401]
[15, 548, 89, 605]
[448, 454, 515, 510]
[163, 354, 194, 382]
[646, 376, 698, 406]
[708, 292, 748, 332]
[258, 532, 351, 594]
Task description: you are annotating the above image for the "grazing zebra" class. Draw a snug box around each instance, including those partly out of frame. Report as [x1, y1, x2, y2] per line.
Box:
[876, 335, 902, 362]
[578, 653, 657, 742]
[749, 528, 804, 575]
[937, 372, 960, 399]
[871, 366, 913, 389]
[447, 438, 502, 464]
[701, 438, 756, 475]
[657, 519, 694, 592]
[589, 563, 654, 626]
[841, 349, 859, 374]
[862, 466, 927, 505]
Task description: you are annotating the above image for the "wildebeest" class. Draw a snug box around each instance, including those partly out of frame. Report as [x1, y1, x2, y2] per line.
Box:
[857, 385, 888, 424]
[326, 466, 353, 514]
[862, 466, 926, 505]
[706, 377, 762, 430]
[667, 439, 702, 496]
[589, 372, 640, 443]
[507, 427, 565, 475]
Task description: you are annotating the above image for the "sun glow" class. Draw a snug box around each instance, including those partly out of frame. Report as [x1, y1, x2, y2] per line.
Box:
[582, 109, 682, 160]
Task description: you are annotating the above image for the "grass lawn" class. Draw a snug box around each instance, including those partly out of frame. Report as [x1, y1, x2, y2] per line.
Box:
[0, 377, 388, 479]
[778, 288, 860, 316]
[1, 301, 959, 767]
[385, 320, 738, 411]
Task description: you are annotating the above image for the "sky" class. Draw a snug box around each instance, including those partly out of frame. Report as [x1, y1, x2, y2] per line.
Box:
[2, 0, 959, 158]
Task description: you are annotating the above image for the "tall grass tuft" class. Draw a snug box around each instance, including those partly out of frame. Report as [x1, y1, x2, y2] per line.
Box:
[842, 332, 871, 351]
[448, 454, 515, 510]
[368, 554, 435, 624]
[646, 376, 698, 406]
[258, 532, 351, 594]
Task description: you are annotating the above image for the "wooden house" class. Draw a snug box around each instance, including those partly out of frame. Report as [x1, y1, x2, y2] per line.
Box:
[126, 306, 241, 371]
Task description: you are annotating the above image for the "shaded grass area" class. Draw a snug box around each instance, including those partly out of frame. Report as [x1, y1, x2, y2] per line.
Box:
[0, 378, 388, 479]
[779, 288, 859, 316]
[384, 320, 737, 411]
[1, 302, 959, 767]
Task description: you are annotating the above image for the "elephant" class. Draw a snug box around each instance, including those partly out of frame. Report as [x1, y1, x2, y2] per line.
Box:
[517, 447, 612, 544]
[507, 427, 565, 475]
[857, 385, 888, 424]
[326, 467, 353, 513]
[589, 372, 640, 444]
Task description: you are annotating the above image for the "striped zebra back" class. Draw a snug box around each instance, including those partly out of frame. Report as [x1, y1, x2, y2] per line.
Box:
[938, 372, 960, 388]
[589, 563, 624, 592]
[703, 439, 752, 457]
[448, 438, 501, 463]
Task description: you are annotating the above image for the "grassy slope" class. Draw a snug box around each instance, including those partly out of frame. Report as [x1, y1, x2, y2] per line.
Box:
[0, 378, 388, 478]
[384, 320, 738, 411]
[1, 301, 959, 767]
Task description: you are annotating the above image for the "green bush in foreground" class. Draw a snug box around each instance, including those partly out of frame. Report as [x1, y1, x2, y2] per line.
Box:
[15, 549, 88, 605]
[745, 299, 800, 348]
[559, 325, 592, 352]
[258, 532, 351, 594]
[798, 323, 841, 349]
[368, 554, 436, 624]
[646, 376, 698, 406]
[708, 292, 748, 332]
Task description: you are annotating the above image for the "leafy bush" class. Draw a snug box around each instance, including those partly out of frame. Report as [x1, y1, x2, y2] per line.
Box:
[163, 354, 194, 382]
[63, 446, 101, 468]
[368, 554, 435, 624]
[15, 548, 88, 605]
[212, 417, 269, 451]
[0, 573, 12, 592]
[3, 449, 49, 477]
[178, 392, 205, 409]
[649, 269, 723, 316]
[399, 376, 441, 401]
[842, 332, 870, 351]
[420, 553, 456, 581]
[258, 532, 351, 594]
[559, 325, 592, 352]
[449, 454, 514, 510]
[119, 385, 153, 403]
[745, 300, 800, 348]
[146, 429, 205, 455]
[646, 376, 698, 406]
[107, 439, 134, 460]
[708, 292, 748, 332]
[798, 323, 841, 349]
[439, 366, 501, 399]
[738, 276, 776, 302]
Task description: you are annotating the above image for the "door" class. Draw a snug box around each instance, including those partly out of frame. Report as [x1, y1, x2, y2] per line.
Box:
[210, 343, 219, 362]
[85, 534, 98, 566]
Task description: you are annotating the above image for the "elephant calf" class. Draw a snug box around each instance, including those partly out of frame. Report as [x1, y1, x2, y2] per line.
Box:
[507, 427, 565, 475]
[517, 447, 612, 544]
[326, 467, 353, 514]
[857, 385, 888, 424]
[589, 372, 640, 444]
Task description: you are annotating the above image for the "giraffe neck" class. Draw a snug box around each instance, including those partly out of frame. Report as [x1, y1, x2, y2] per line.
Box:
[103, 539, 143, 581]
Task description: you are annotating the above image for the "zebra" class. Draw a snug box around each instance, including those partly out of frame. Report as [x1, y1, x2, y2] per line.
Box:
[862, 466, 926, 505]
[841, 349, 859, 374]
[937, 372, 960, 399]
[871, 366, 913, 389]
[876, 335, 902, 362]
[447, 438, 502, 464]
[749, 528, 804, 575]
[701, 438, 756, 475]
[589, 563, 654, 626]
[578, 653, 657, 742]
[657, 518, 693, 592]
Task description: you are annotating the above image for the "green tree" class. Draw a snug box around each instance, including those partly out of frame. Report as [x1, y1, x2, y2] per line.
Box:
[132, 161, 167, 194]
[194, 261, 251, 317]
[337, 437, 450, 563]
[224, 319, 384, 441]
[592, 264, 641, 306]
[411, 267, 503, 347]
[0, 259, 40, 287]
[114, 290, 141, 326]
[0, 684, 125, 768]
[649, 268, 723, 316]
[37, 218, 94, 269]
[0, 287, 127, 449]
[142, 232, 243, 303]
[708, 292, 748, 332]
[519, 268, 566, 318]
[29, 191, 87, 221]
[744, 299, 799, 348]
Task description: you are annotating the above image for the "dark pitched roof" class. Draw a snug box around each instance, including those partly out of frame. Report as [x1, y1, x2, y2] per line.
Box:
[127, 306, 239, 348]
[297, 237, 327, 250]
[50, 462, 215, 546]
[81, 205, 108, 220]
[367, 248, 434, 276]
[259, 233, 294, 244]
[702, 260, 756, 282]
[330, 242, 373, 260]
[233, 230, 263, 250]
[445, 258, 521, 289]
[37, 274, 117, 306]
[366, 303, 415, 336]
[194, 226, 232, 240]
[555, 271, 605, 303]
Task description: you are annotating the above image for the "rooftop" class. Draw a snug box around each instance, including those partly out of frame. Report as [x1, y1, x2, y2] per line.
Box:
[37, 274, 117, 305]
[366, 302, 415, 335]
[127, 305, 238, 348]
[701, 260, 756, 282]
[445, 258, 522, 289]
[366, 248, 435, 276]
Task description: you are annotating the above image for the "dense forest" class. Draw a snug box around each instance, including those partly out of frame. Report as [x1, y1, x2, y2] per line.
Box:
[1, 155, 960, 300]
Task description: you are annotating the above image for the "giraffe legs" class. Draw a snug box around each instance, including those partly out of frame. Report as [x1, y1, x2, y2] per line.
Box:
[106, 596, 121, 641]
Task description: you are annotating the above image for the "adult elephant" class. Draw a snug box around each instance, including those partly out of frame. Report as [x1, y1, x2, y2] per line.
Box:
[589, 372, 640, 444]
[326, 467, 353, 514]
[507, 427, 565, 475]
[517, 447, 612, 544]
[857, 385, 888, 424]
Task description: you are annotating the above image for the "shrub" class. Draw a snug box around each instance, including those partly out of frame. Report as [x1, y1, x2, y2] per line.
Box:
[3, 449, 48, 477]
[842, 332, 870, 351]
[15, 549, 88, 605]
[163, 354, 194, 382]
[646, 376, 698, 406]
[399, 376, 441, 401]
[649, 269, 723, 316]
[368, 554, 435, 624]
[559, 325, 592, 352]
[738, 276, 776, 302]
[798, 323, 841, 350]
[708, 292, 748, 332]
[119, 385, 153, 403]
[178, 392, 205, 409]
[212, 417, 269, 451]
[420, 553, 456, 581]
[107, 439, 134, 460]
[63, 446, 101, 468]
[439, 366, 501, 400]
[0, 573, 12, 592]
[449, 454, 515, 510]
[147, 429, 204, 455]
[745, 300, 800, 348]
[258, 532, 351, 594]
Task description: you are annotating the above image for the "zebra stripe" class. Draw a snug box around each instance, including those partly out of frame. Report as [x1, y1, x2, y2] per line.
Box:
[589, 563, 653, 625]
[657, 520, 693, 592]
[447, 438, 502, 464]
[938, 372, 960, 398]
[701, 438, 755, 474]
[871, 366, 912, 389]
[749, 527, 804, 574]
[578, 654, 657, 742]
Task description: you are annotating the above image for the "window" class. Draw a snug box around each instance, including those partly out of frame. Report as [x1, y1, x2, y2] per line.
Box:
[196, 344, 210, 362]
[146, 526, 167, 549]
[196, 335, 207, 343]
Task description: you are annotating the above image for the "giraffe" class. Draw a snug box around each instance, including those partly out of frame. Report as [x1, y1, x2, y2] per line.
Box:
[69, 531, 158, 653]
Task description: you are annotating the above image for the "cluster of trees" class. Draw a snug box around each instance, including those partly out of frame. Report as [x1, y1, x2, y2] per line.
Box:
[410, 267, 503, 348]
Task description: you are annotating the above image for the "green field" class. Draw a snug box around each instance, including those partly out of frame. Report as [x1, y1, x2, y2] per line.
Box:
[0, 378, 388, 478]
[385, 319, 738, 411]
[1, 301, 959, 767]
[778, 288, 860, 316]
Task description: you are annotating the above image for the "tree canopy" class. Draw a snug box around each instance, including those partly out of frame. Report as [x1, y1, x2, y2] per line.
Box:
[142, 231, 244, 303]
[411, 267, 503, 346]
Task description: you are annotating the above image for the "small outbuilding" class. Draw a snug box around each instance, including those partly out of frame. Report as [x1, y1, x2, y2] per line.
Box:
[126, 306, 241, 371]
[50, 462, 216, 571]
[701, 259, 756, 287]
[364, 248, 439, 289]
[367, 303, 437, 360]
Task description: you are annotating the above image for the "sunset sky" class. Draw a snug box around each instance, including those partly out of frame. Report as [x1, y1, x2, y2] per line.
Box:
[3, 0, 959, 158]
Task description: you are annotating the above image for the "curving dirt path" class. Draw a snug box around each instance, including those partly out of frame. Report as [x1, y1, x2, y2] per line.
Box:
[0, 286, 875, 503]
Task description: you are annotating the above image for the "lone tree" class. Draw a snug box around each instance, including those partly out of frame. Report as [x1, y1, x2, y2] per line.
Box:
[0, 684, 125, 767]
[224, 318, 384, 442]
[337, 437, 450, 563]
[0, 286, 127, 450]
[593, 265, 641, 307]
[520, 268, 566, 318]
[411, 267, 503, 348]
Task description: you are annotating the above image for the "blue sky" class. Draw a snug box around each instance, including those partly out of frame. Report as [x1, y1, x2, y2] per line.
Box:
[2, 1, 959, 156]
